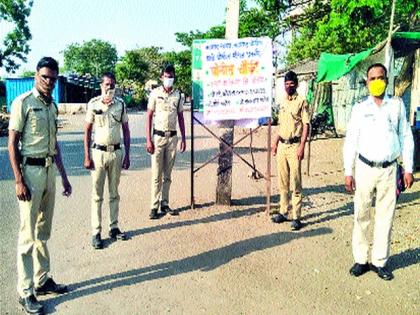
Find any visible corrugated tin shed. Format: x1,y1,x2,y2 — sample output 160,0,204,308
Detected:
6,77,62,112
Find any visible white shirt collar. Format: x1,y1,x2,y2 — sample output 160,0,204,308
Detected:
32,87,41,98
366,95,391,107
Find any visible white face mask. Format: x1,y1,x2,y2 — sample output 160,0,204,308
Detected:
163,78,174,89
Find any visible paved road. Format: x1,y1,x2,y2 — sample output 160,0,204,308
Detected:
1,112,419,315
0,111,214,314
0,112,151,314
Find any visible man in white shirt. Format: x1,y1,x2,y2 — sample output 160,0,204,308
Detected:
343,63,414,281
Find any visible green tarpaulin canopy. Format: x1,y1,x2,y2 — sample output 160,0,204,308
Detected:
316,32,420,83
314,31,419,127
393,32,420,40
316,48,374,82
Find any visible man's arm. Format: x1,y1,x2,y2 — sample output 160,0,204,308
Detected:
146,109,155,154
54,142,72,197
122,122,130,169
297,123,309,160
272,103,281,156
297,100,310,160
398,99,414,188
8,130,31,201
271,133,280,156
84,122,94,169
178,111,186,152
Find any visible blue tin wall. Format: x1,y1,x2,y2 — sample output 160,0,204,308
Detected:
6,78,61,112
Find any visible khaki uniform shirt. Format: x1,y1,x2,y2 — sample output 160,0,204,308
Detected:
147,86,184,131
9,88,58,157
277,93,310,140
85,96,128,145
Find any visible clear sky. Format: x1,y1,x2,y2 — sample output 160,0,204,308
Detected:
1,0,233,77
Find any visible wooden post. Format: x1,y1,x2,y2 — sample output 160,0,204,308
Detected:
191,100,195,209
410,49,419,126
266,118,272,213
385,0,396,94
216,0,239,205
412,49,420,170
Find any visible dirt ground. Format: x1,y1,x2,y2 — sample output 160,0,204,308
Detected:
0,111,419,315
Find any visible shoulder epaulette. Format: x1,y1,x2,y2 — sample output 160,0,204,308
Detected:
296,95,305,102
91,95,101,102
115,96,124,103
15,90,33,104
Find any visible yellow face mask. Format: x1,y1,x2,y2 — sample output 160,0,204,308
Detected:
368,79,386,96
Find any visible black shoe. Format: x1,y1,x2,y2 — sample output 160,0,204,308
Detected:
92,233,103,249
35,278,67,295
370,264,394,281
150,208,159,219
18,295,43,314
349,263,370,277
271,213,287,224
291,219,303,230
162,205,179,216
109,228,127,240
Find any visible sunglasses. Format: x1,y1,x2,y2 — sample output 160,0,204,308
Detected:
40,74,58,82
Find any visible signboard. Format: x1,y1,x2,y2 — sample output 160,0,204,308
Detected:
192,37,273,121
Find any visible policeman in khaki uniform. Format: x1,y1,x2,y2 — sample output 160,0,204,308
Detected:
8,57,72,315
146,64,186,219
271,71,310,231
84,72,131,250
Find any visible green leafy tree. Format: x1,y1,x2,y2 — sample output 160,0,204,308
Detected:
20,69,35,77
286,0,419,65
115,46,166,106
116,46,166,82
62,39,117,76
116,50,149,83
116,46,196,104
137,46,167,79
175,25,226,48
0,0,34,73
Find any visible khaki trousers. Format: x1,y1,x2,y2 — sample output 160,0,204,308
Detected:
353,159,397,267
17,164,56,298
91,148,123,235
150,135,178,209
276,143,302,220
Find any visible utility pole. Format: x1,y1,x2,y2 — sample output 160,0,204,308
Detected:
385,0,396,94
216,0,239,205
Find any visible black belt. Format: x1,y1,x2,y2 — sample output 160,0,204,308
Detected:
279,136,300,144
358,154,397,168
25,156,54,167
153,130,177,137
93,143,121,152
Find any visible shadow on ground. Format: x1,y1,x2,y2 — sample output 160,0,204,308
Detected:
388,247,420,272
43,227,333,313
126,203,262,239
